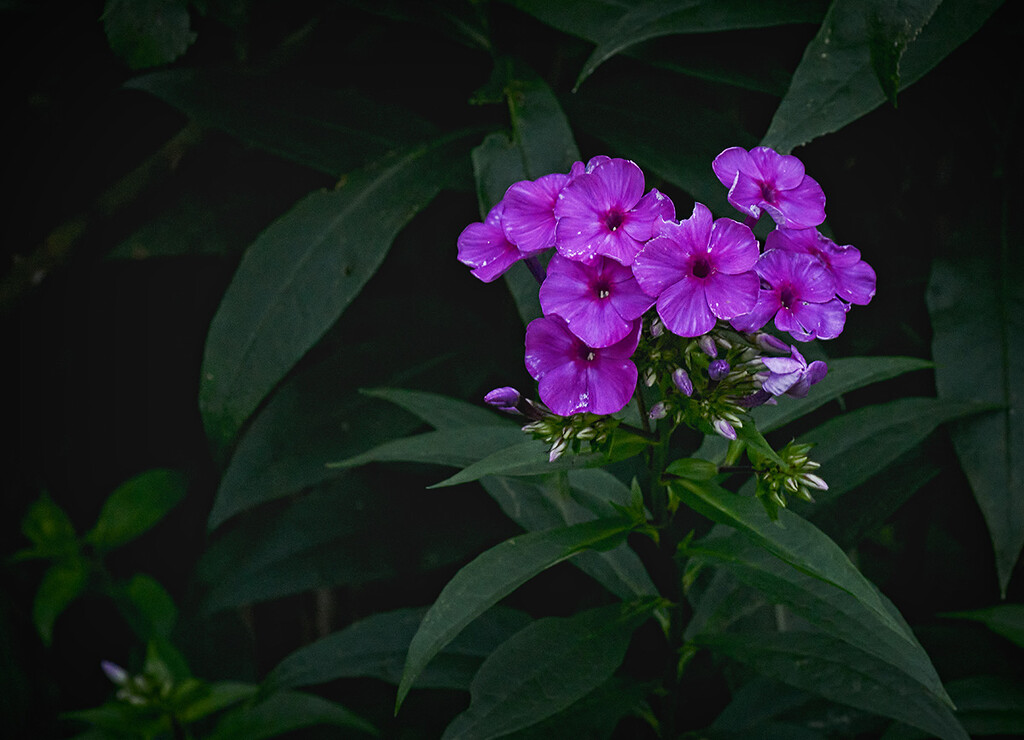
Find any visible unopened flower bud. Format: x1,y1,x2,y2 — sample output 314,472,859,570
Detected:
698,335,718,358
801,473,829,491
649,402,668,420
708,359,731,380
548,438,568,462
485,386,522,413
755,332,791,354
101,661,129,686
650,318,664,337
713,418,737,440
672,368,693,396
644,367,658,387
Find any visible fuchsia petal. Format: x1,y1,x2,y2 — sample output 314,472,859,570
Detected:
456,203,522,283
704,271,759,320
631,234,691,298
501,173,568,253
773,175,826,228
749,147,805,190
623,188,675,242
657,278,715,337
835,259,877,305
708,218,759,273
731,290,780,333
712,147,758,186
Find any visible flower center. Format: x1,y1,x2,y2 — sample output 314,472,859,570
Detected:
779,285,797,309
604,210,624,232
594,280,612,300
692,258,712,279
759,181,778,204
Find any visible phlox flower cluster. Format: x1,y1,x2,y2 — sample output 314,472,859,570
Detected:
457,148,875,432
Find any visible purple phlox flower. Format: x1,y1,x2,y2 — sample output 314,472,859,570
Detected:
708,359,731,381
761,346,828,398
731,249,846,342
501,172,571,254
554,157,675,266
524,315,641,416
539,253,654,348
766,227,876,305
456,201,525,283
632,202,760,337
712,146,826,229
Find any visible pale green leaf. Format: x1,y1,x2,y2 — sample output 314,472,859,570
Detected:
85,469,186,550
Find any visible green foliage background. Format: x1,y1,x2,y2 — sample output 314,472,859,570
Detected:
1,0,1022,737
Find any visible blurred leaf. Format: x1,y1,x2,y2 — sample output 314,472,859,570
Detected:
103,0,195,70
763,0,1004,153
360,387,502,430
428,440,611,487
206,347,457,531
208,690,377,739
126,69,438,176
199,475,507,613
573,0,827,89
18,493,78,559
34,557,89,645
85,469,187,550
120,573,177,641
264,606,531,693
178,681,258,723
442,599,662,738
927,253,1024,595
940,604,1024,649
695,632,968,740
671,478,926,656
342,0,491,50
396,517,638,710
709,676,823,737
198,130,479,455
684,529,950,707
867,0,941,106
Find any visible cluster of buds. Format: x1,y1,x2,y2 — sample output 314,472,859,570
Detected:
101,659,174,708
749,441,828,518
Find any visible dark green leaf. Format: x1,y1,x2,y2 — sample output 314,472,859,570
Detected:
121,573,177,640
34,557,89,645
574,0,827,89
208,690,377,739
428,441,610,488
198,131,479,453
867,1,942,106
328,426,528,471
361,387,505,430
396,517,637,710
505,676,652,739
103,0,195,70
264,606,531,693
684,530,950,706
442,600,661,738
696,632,968,740
506,63,580,178
126,69,438,176
671,478,922,651
928,254,1024,595
342,0,491,51
85,469,186,550
177,681,259,724
763,0,1004,153
940,604,1024,649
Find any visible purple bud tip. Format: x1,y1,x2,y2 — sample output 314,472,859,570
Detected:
672,368,693,396
708,359,731,381
713,418,738,441
756,333,791,354
698,335,718,358
649,402,668,420
101,660,128,685
485,387,521,413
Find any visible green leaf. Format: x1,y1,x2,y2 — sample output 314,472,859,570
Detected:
178,681,259,724
666,458,719,481
574,0,827,89
19,493,78,559
103,0,195,70
361,387,504,430
121,573,177,640
684,530,950,707
505,62,580,178
506,676,652,739
763,0,1004,153
670,478,921,652
928,253,1024,595
442,600,661,738
85,469,186,550
396,517,638,711
264,606,531,693
882,675,1024,739
940,605,1024,649
429,441,611,488
867,0,942,106
125,69,438,177
198,131,479,454
34,557,89,645
328,426,528,471
695,632,968,740
208,690,377,739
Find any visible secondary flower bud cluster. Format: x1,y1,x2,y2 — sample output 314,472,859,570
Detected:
458,147,875,419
